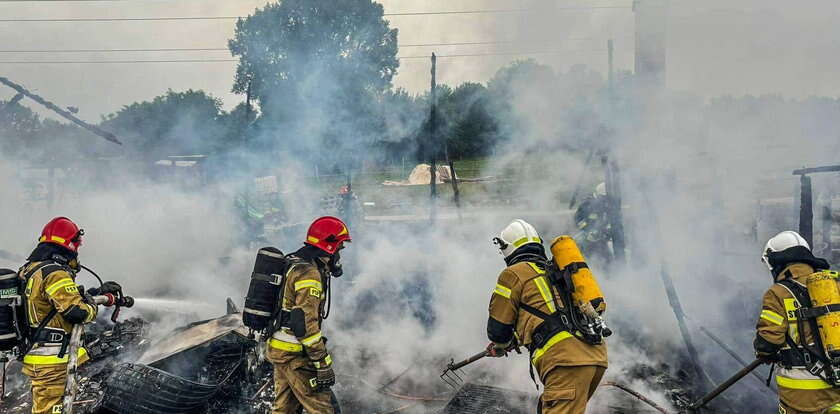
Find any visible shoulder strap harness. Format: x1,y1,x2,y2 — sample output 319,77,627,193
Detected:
776,277,839,386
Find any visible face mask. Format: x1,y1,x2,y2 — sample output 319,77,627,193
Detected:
328,252,343,278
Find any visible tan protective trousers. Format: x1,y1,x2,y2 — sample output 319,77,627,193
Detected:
538,365,606,414
271,356,340,414
780,401,840,414
21,363,67,414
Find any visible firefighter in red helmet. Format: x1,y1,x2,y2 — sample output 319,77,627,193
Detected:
18,217,122,414
267,216,350,413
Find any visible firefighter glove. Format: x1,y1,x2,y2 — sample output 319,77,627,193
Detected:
88,281,122,296
311,355,335,391
314,366,336,391
486,341,510,358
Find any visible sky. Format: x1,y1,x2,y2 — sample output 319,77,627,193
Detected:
0,0,839,121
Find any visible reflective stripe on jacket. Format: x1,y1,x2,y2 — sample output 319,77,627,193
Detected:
487,261,607,382
756,263,840,411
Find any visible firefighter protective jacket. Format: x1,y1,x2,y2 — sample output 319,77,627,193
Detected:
20,260,97,365
268,258,330,364
488,260,607,382
756,262,840,412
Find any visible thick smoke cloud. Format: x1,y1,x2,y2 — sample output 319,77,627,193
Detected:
4,1,840,412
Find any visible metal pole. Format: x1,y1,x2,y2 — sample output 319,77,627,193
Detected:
800,174,814,247
688,359,764,411
429,53,438,224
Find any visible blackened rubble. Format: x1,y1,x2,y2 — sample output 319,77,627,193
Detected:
1,308,704,414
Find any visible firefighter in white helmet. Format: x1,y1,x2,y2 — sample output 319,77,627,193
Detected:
487,219,607,414
755,231,840,414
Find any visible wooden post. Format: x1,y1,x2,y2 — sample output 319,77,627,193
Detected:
429,53,438,224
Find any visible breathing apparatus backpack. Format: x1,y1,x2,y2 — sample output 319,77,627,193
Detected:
519,236,611,349
243,247,289,333
779,270,840,386
0,268,23,352
547,236,611,345
243,247,307,339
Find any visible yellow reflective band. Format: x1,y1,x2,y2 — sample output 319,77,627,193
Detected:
494,284,512,299
268,338,303,352
531,331,573,364
534,277,556,314
302,332,322,346
309,378,318,388
527,262,546,274
338,226,348,236
39,235,67,244
23,347,87,365
307,236,320,244
761,310,785,326
776,376,833,390
827,404,840,413
295,280,322,291
84,304,97,323
45,279,75,296
314,354,333,368
512,237,530,247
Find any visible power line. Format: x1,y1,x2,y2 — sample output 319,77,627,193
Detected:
0,47,229,53
0,39,618,53
0,7,630,22
0,49,611,64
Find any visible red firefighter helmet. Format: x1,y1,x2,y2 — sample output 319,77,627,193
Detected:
305,216,351,254
39,217,84,252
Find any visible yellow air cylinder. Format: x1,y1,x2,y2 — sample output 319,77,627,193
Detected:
806,270,840,357
550,235,606,313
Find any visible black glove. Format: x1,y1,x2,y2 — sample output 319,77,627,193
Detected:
88,281,122,296
312,357,336,391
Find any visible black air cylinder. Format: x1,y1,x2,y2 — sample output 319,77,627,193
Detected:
0,268,20,351
243,247,287,332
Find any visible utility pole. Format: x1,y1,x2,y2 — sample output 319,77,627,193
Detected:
0,77,121,145
608,39,614,93
244,80,252,143
429,53,438,224
605,39,626,264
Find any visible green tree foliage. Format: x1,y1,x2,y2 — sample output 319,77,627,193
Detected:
100,89,234,160
0,99,42,157
228,0,399,158
438,82,497,159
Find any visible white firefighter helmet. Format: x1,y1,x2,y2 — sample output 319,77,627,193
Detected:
494,219,542,258
761,231,810,271
595,182,607,198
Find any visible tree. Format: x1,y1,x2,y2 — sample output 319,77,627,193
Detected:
0,99,42,157
100,89,232,160
439,82,497,159
228,0,399,159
